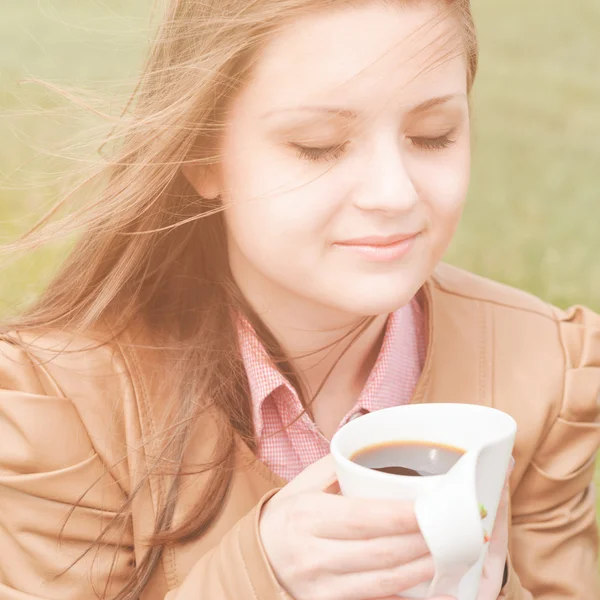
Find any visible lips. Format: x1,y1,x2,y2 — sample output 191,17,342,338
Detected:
336,232,420,247
333,232,421,263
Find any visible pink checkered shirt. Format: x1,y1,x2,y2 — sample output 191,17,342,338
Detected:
238,300,426,481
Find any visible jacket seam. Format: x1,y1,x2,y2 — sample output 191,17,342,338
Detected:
239,530,260,600
479,301,489,406
431,278,561,323
513,316,567,490
109,326,181,589
488,302,496,410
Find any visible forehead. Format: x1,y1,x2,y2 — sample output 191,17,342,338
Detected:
240,2,467,117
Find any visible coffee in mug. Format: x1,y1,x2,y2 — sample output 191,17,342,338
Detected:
351,440,465,477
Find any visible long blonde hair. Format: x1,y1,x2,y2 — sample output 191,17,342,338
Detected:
3,1,478,597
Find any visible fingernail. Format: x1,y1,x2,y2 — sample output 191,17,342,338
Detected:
508,455,515,474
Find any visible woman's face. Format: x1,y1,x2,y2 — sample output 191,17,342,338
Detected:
194,2,471,318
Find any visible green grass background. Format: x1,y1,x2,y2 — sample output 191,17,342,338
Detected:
1,0,599,555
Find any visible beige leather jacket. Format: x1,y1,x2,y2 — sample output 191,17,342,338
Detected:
1,264,599,600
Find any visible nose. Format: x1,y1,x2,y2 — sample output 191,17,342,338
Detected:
352,137,419,214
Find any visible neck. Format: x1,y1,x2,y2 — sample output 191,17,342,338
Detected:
265,308,389,404
234,266,391,421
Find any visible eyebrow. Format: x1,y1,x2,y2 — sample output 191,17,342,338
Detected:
261,94,465,120
409,93,465,115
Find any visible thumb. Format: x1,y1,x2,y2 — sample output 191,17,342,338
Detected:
278,454,339,498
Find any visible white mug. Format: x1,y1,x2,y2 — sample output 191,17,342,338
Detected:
330,403,516,600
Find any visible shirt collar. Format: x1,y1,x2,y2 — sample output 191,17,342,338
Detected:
236,316,290,438
237,299,424,439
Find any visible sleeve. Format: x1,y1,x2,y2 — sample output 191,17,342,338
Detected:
0,337,135,599
0,336,289,600
164,492,290,600
503,306,600,599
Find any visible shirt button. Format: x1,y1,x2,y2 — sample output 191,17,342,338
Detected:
348,408,369,422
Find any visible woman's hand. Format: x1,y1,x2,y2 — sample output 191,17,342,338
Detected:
259,455,454,600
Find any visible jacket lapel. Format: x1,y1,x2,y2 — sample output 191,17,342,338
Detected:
417,271,490,408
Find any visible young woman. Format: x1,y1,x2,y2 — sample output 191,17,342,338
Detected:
1,1,599,599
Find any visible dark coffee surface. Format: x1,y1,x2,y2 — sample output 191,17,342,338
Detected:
351,441,464,477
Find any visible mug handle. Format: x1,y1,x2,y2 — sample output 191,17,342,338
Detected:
414,450,484,597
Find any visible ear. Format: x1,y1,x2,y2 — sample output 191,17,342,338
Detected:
181,161,221,200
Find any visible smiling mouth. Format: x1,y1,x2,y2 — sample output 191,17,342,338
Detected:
333,232,421,262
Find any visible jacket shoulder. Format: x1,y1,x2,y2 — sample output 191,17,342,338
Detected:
0,327,135,487
432,263,558,319
430,263,600,406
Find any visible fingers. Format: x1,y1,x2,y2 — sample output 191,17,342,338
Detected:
325,479,341,495
291,492,420,539
279,454,338,497
278,454,419,540
319,533,430,573
329,554,435,600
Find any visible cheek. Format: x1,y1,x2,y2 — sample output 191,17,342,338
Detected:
418,143,470,233
220,135,351,258
221,129,341,238
222,172,349,275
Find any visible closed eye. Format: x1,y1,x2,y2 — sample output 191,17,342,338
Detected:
409,133,456,150
291,142,349,163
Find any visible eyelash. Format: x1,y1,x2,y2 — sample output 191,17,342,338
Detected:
410,134,456,150
292,134,456,163
293,142,349,163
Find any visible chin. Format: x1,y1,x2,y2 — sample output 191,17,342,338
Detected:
321,260,432,317
329,284,422,317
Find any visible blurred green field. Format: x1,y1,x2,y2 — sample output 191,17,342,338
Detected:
1,0,600,558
